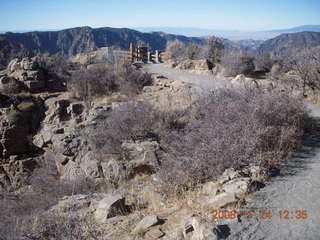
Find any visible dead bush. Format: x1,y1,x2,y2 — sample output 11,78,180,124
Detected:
221,50,255,76
68,61,152,104
166,40,205,61
158,88,309,194
89,100,187,155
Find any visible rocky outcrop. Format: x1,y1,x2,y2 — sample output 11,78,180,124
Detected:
0,97,44,157
0,95,44,191
191,166,267,211
1,57,46,94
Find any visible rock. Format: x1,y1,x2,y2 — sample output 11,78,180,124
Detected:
1,125,31,155
0,76,24,94
80,151,100,178
7,58,20,72
51,193,104,215
174,59,213,74
122,140,160,178
10,69,28,81
133,215,161,234
44,98,71,124
1,157,38,190
1,98,43,156
247,165,268,183
67,102,84,116
197,192,238,210
20,57,37,71
145,228,165,239
202,182,221,196
232,74,246,84
231,74,259,88
218,168,241,184
221,178,250,197
25,80,45,93
94,194,128,224
101,159,126,185
27,70,44,81
182,216,218,240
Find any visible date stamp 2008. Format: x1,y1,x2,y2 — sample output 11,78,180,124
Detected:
210,209,308,220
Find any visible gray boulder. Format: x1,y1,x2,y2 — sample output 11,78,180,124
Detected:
182,216,218,240
94,194,128,224
132,215,161,234
122,140,160,178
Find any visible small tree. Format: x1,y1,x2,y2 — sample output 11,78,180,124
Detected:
221,50,255,76
285,46,320,95
204,36,224,63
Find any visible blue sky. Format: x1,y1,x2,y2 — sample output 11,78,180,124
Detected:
0,0,319,32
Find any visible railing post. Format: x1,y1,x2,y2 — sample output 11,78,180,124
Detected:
155,50,159,63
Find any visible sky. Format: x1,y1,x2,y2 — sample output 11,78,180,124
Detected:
0,0,319,32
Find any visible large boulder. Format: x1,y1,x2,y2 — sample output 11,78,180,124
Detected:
6,57,47,93
94,194,129,224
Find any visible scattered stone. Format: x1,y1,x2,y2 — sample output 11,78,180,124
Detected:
145,228,165,239
182,216,218,240
133,215,161,234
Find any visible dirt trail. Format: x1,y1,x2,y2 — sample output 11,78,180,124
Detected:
226,104,320,240
144,63,230,91
145,64,320,239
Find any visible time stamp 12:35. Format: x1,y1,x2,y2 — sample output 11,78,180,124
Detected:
211,209,308,220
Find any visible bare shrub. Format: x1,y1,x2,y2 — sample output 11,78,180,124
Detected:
221,50,255,76
204,36,224,64
68,61,152,104
89,100,185,154
158,88,309,194
284,46,320,95
166,40,204,61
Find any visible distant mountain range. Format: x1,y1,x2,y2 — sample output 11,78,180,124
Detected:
0,26,205,66
1,25,320,68
135,25,320,40
258,31,320,56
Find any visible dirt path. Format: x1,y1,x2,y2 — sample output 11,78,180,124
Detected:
144,63,230,92
225,104,320,240
145,64,320,239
